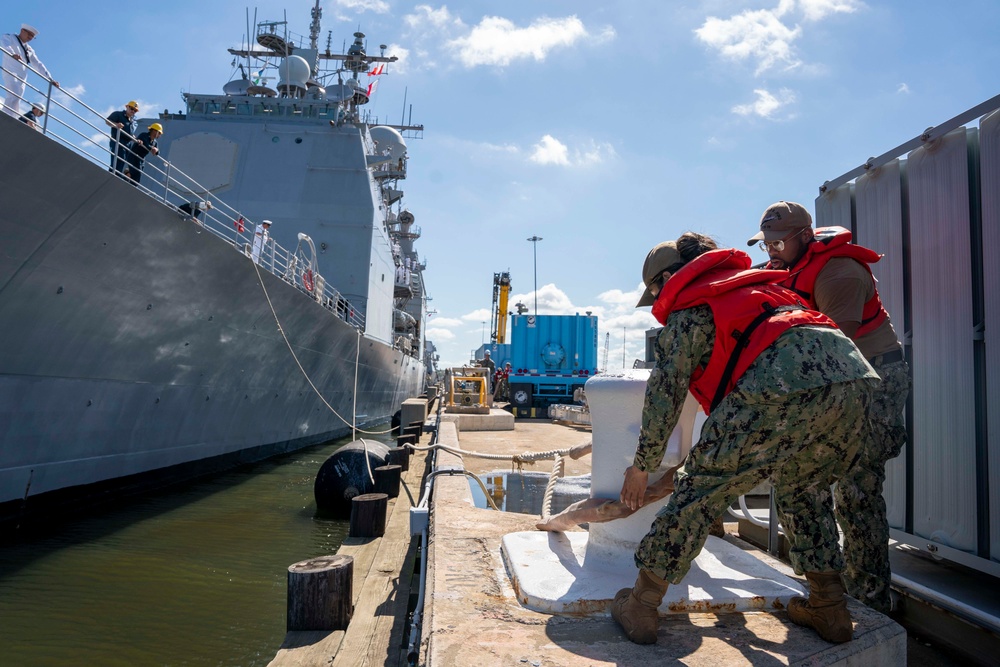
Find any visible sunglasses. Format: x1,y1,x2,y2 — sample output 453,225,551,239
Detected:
758,228,807,252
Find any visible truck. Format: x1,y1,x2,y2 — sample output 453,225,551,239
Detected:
506,313,599,417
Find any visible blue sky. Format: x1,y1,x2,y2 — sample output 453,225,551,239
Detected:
8,1,1000,369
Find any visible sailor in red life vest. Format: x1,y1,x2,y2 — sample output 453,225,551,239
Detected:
611,232,879,646
748,201,911,614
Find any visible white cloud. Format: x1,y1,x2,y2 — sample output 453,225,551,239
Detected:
731,88,797,119
597,286,644,308
449,15,589,68
529,135,569,165
529,134,615,167
385,44,410,74
426,327,456,340
798,0,864,22
694,0,863,76
897,82,910,94
695,7,802,75
405,5,465,32
461,308,493,322
336,0,390,13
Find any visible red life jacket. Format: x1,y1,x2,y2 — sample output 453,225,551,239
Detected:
652,249,836,413
774,227,889,337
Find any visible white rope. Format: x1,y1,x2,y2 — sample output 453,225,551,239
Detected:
359,437,375,485
250,260,399,436
540,454,565,521
404,441,588,467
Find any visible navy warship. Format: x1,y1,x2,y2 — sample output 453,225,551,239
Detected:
0,4,431,524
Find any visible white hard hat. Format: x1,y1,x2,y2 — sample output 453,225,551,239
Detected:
31,102,45,112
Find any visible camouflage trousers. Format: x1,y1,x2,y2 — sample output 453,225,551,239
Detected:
835,358,910,613
635,378,876,584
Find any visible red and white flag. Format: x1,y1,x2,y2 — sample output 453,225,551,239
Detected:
367,64,384,76
367,79,379,97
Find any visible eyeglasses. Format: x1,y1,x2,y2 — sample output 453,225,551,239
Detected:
758,228,807,252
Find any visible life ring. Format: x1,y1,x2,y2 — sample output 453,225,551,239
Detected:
303,269,314,292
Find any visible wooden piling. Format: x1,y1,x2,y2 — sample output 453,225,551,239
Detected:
286,554,354,631
374,465,402,499
349,493,388,538
386,447,409,472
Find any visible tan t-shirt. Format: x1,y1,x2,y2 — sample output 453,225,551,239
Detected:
813,257,901,360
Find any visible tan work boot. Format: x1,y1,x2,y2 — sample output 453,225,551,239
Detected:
610,568,669,644
787,571,853,643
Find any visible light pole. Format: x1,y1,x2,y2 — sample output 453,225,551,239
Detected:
527,235,543,318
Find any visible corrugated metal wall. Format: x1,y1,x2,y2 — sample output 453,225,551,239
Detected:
816,108,1000,571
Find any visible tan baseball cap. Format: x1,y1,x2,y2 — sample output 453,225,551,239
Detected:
636,241,681,307
746,201,813,246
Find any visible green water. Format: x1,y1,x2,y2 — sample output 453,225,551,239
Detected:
0,435,368,666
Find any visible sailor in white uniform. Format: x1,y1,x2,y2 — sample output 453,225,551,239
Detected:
1,24,58,118
251,220,273,265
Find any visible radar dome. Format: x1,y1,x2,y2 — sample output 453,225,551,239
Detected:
223,78,252,96
277,55,310,97
370,126,407,160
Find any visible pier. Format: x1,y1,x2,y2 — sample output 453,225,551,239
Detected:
268,394,925,665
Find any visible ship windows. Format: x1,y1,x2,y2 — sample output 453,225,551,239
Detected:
272,136,280,143
295,138,303,144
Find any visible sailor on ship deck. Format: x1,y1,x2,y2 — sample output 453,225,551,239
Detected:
1,24,58,118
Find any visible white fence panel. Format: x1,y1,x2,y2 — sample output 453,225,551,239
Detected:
816,182,853,231
853,159,908,530
980,109,1000,563
907,127,977,553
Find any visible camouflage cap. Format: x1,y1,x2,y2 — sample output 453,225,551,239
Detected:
636,241,681,307
746,201,813,246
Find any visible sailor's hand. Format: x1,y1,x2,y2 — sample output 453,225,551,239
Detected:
151,147,158,155
620,466,649,511
116,122,123,129
52,81,60,88
12,54,22,62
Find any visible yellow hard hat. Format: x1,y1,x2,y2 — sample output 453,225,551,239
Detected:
126,100,139,110
149,122,163,133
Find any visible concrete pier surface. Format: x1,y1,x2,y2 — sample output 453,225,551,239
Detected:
419,415,906,666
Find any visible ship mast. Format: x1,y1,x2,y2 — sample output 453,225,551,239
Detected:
309,0,322,75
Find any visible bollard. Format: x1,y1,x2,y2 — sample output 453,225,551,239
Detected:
349,493,388,538
386,447,409,472
404,423,422,444
397,433,417,450
286,554,353,631
374,464,402,498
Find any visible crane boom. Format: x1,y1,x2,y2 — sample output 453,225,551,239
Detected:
490,271,512,344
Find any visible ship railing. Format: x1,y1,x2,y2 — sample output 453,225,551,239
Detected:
1,59,368,333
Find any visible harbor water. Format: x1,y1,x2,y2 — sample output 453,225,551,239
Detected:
0,433,383,666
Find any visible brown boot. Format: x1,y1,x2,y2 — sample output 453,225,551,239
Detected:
787,571,853,643
610,569,668,644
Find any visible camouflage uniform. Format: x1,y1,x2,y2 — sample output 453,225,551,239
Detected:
632,305,879,583
834,356,910,612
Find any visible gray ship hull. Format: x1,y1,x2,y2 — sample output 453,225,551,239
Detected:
0,115,422,516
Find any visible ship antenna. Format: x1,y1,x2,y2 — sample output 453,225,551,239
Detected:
400,87,408,126
309,0,322,52
245,7,252,78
